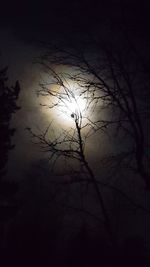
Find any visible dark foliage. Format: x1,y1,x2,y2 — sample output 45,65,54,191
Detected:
0,67,20,177
0,66,20,224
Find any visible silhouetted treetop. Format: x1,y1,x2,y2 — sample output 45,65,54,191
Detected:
0,66,20,225
0,66,20,178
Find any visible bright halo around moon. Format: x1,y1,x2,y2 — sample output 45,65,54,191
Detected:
58,94,85,124
39,72,90,128
49,80,87,128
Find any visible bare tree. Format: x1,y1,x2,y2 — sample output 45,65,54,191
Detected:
28,65,115,242
27,38,150,243
35,36,150,189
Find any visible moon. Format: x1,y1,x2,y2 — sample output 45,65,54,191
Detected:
40,79,87,128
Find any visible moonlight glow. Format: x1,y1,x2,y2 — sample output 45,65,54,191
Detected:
58,93,86,124
41,79,88,128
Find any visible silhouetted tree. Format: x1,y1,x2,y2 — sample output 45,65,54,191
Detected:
28,67,116,242
36,34,150,188
0,66,20,250
0,66,20,178
27,36,150,246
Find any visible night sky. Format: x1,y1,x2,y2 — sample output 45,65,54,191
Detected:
0,1,150,266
